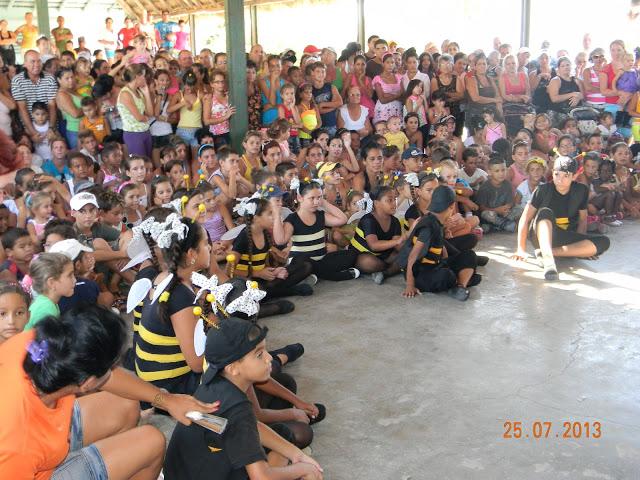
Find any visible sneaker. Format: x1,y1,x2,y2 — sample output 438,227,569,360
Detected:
544,267,559,281
533,249,544,267
270,343,305,365
274,300,295,315
302,273,318,286
467,273,482,287
371,272,385,285
447,285,470,301
348,268,361,279
290,284,314,296
606,219,623,227
476,255,489,267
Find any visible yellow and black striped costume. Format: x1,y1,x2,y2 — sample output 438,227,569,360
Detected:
232,228,269,274
349,212,401,260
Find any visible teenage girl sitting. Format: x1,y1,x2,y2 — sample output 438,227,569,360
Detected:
230,195,315,298
349,186,404,285
273,178,360,281
352,143,384,193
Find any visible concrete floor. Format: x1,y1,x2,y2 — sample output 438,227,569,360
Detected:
152,222,640,479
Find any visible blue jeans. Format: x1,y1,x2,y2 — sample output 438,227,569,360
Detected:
65,130,78,150
51,401,108,480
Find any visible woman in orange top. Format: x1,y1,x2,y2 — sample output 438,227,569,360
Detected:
0,305,218,480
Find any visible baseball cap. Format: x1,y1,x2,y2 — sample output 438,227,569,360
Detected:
429,185,456,213
70,192,99,211
518,46,531,55
49,238,93,261
303,45,321,55
553,156,577,174
317,161,340,178
201,317,268,385
260,183,286,198
401,147,424,161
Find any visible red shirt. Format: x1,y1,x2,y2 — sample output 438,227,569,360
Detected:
118,26,139,48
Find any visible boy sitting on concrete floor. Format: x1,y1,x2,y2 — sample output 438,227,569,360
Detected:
475,153,523,233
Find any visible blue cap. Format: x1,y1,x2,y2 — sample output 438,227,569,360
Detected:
402,147,424,160
260,183,287,198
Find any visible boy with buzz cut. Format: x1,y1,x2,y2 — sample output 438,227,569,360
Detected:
0,228,34,282
475,153,523,233
458,147,487,192
164,317,324,480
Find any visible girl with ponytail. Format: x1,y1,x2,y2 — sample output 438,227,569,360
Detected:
230,196,315,300
134,216,212,395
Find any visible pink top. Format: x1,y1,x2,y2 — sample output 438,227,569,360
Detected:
508,163,527,193
485,123,504,147
131,52,151,65
350,75,375,118
174,31,188,51
209,94,230,135
372,74,403,96
503,72,527,96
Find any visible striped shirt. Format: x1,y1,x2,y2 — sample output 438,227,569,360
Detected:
10,70,58,114
285,211,327,261
233,228,268,273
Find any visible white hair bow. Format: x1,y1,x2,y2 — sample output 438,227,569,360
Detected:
405,172,419,187
226,281,267,317
191,272,234,313
163,198,183,214
289,176,300,193
356,192,373,214
155,214,188,249
233,197,257,217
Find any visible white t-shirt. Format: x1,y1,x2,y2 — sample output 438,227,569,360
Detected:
516,179,540,207
401,71,430,99
100,28,117,50
34,122,52,161
0,100,11,137
457,167,488,191
338,105,369,131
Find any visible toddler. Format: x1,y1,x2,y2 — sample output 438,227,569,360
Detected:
0,228,34,282
79,96,110,144
614,52,638,106
31,102,54,161
596,111,617,140
384,115,409,152
26,191,54,244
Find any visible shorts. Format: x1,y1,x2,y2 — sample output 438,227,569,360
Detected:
51,401,108,480
152,133,173,149
176,127,199,147
529,207,610,256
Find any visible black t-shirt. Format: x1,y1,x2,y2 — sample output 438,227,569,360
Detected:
232,228,270,274
366,59,383,79
396,212,444,269
58,278,100,314
404,203,422,223
474,180,514,209
164,376,266,480
530,181,588,231
350,213,401,259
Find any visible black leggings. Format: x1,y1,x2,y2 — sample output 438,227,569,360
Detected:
531,207,610,256
411,250,477,293
310,249,358,281
260,257,313,299
255,367,314,449
445,233,478,255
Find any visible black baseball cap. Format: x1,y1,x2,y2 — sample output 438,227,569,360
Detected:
401,147,424,160
429,185,456,213
553,156,577,174
201,317,268,385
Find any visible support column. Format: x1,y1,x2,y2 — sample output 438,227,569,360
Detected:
520,0,531,47
356,0,365,49
189,14,196,53
225,0,248,151
250,5,258,47
35,0,51,38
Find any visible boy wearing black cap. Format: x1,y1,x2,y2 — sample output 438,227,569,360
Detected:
398,185,480,301
513,156,610,281
164,317,323,480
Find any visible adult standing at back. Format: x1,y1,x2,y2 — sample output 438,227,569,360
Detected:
366,38,388,79
15,12,38,53
97,17,117,63
401,48,430,106
258,55,284,126
10,50,58,143
310,61,342,136
117,64,153,157
51,16,72,55
155,10,177,50
599,40,627,116
582,48,607,109
118,17,139,49
0,20,17,66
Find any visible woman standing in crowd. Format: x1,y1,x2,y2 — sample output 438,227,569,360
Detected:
582,48,608,109
547,57,584,117
342,54,375,119
465,53,502,131
431,54,465,136
56,68,83,149
372,53,403,124
117,64,153,157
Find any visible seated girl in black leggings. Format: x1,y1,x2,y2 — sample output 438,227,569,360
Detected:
230,195,315,298
399,185,480,302
349,186,403,285
273,178,360,281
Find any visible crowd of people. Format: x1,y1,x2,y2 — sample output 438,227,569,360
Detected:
0,9,638,478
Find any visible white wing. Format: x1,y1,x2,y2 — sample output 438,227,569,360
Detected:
220,224,247,241
280,206,293,220
347,210,368,225
121,251,152,272
151,273,174,304
193,318,207,356
126,278,153,313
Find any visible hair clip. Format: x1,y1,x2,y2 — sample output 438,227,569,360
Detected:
27,339,48,364
117,180,134,194
289,176,301,193
405,172,419,187
193,203,206,223
191,272,233,308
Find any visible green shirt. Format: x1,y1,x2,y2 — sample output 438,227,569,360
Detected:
52,27,71,54
25,294,60,330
